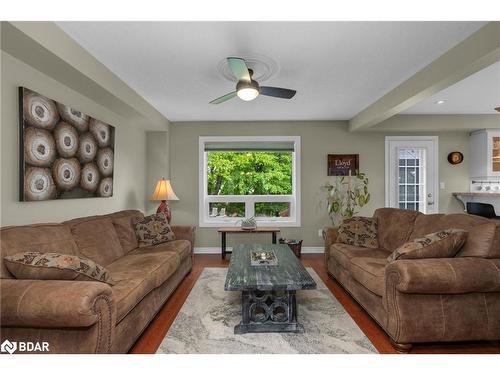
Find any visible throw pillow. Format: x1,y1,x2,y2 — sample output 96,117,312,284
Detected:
387,228,467,262
135,213,175,247
3,251,115,285
336,217,379,249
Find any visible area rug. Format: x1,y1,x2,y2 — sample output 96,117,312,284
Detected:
157,267,377,354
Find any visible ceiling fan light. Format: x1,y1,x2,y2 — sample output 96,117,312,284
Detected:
237,87,259,101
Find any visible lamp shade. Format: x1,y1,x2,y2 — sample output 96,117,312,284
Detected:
150,179,179,201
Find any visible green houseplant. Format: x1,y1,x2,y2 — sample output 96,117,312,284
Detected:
323,172,370,226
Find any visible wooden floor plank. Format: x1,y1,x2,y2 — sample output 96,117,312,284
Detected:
129,254,500,354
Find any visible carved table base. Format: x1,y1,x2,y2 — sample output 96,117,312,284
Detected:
234,290,304,334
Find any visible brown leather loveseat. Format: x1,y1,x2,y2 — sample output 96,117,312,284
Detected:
0,209,195,353
324,208,500,351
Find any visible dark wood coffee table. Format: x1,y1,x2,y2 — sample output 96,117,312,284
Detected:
224,243,317,334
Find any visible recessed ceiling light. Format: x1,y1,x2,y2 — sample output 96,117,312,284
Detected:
435,100,446,105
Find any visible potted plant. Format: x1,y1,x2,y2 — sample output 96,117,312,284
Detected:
323,172,370,226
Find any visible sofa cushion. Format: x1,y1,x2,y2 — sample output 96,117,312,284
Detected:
436,213,491,230
3,251,114,285
110,277,154,324
0,224,79,279
492,223,500,258
374,208,421,251
456,222,497,258
67,217,125,266
387,229,467,262
107,251,180,322
112,215,144,254
409,214,445,239
130,240,192,262
337,217,379,249
410,213,496,258
329,243,390,271
135,213,175,247
350,257,387,297
107,251,180,287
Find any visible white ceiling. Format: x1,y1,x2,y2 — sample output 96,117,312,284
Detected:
57,21,486,122
404,60,500,114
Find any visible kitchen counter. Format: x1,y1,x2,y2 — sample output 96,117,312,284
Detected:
452,192,500,196
452,192,500,213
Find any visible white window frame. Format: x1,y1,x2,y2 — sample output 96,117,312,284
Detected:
199,136,301,227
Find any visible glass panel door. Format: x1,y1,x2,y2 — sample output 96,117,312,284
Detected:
397,148,425,212
385,137,438,214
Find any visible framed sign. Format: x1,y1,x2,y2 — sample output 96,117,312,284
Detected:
327,154,359,176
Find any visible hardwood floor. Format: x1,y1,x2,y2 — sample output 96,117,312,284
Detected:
130,254,500,354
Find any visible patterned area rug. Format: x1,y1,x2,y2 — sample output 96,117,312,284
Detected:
157,267,377,354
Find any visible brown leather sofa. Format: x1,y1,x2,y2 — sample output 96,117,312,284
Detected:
0,209,195,354
324,208,500,352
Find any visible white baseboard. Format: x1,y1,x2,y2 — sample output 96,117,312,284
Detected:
301,247,324,254
193,246,324,254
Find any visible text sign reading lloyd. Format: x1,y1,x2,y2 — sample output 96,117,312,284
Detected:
327,154,359,176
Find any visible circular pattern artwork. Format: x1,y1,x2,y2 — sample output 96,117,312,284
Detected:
98,177,113,197
54,122,79,158
22,89,60,130
80,163,100,192
57,103,89,132
89,119,112,147
24,127,57,167
20,88,115,201
24,167,57,201
78,132,98,163
52,158,81,191
96,147,114,177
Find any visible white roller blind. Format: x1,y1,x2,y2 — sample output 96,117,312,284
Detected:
204,141,295,152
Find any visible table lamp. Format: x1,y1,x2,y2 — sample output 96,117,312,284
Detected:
150,178,179,223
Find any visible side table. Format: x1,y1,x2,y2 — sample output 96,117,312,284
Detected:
217,227,281,259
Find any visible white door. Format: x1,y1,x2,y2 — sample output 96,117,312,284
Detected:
385,136,439,214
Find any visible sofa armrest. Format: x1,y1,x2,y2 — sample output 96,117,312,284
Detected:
1,279,115,328
171,225,195,247
323,227,338,264
386,258,500,294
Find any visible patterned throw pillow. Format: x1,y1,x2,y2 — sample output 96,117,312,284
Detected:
337,217,379,249
387,228,467,262
3,251,114,285
135,213,175,247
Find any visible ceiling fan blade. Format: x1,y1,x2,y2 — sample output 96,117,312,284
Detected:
209,91,237,104
227,57,251,82
260,86,297,99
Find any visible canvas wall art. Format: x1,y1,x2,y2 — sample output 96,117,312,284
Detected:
19,87,115,201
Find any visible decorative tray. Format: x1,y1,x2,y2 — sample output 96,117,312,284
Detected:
250,250,278,266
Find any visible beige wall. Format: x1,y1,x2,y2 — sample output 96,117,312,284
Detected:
170,121,470,248
145,131,171,215
0,51,149,225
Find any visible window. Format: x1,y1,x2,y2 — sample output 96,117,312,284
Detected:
199,136,300,227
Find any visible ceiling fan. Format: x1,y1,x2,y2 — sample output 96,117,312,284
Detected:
210,57,296,104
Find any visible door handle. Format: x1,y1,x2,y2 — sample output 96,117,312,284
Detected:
427,193,434,205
